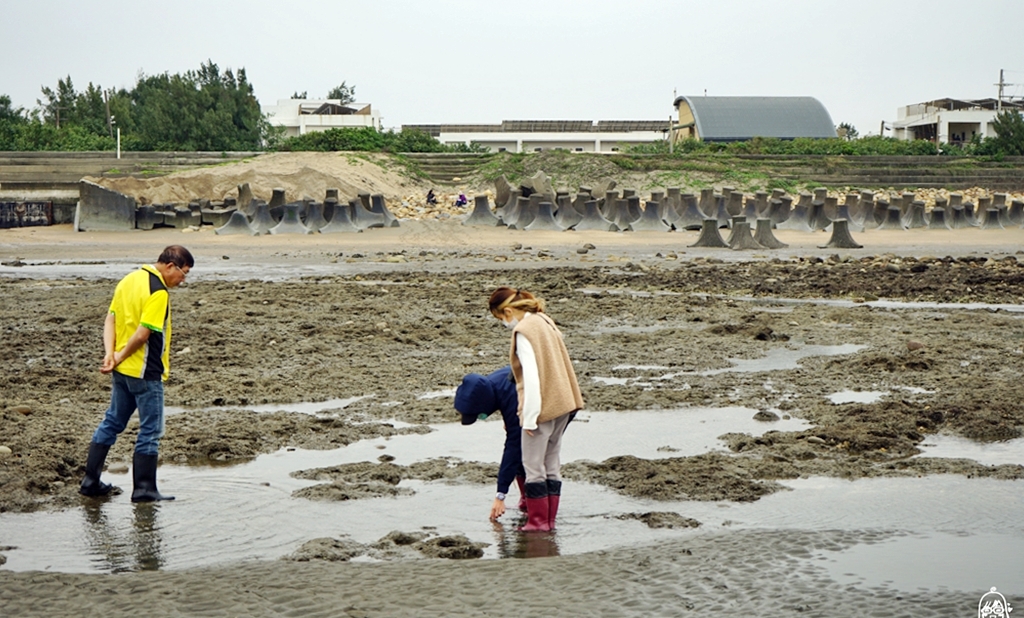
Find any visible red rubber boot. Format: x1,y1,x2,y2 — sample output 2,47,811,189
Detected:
515,475,527,512
519,482,550,532
546,479,561,530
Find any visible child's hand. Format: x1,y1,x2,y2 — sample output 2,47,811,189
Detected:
490,497,506,520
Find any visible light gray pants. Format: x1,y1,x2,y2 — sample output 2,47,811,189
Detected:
522,413,572,484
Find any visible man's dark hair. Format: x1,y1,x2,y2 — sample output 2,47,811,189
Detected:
158,245,195,269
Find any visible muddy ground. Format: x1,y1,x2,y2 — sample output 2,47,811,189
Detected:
2,248,1024,514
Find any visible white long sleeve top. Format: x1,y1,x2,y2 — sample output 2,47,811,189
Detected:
514,315,542,430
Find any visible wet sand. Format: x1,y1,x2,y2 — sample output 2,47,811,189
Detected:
1,222,1023,616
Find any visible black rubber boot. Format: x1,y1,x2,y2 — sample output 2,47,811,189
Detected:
546,479,562,530
80,442,117,497
131,452,175,503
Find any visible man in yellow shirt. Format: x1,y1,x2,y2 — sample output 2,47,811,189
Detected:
79,245,193,502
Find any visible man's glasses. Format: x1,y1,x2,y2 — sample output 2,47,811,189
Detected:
172,263,187,279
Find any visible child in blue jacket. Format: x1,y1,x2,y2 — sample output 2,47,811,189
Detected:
455,366,526,520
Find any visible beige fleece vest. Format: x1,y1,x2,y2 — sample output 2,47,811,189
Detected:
509,312,584,424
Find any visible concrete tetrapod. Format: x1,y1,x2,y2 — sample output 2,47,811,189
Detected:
626,196,643,223
725,216,745,244
997,204,1012,227
525,202,563,231
371,195,400,228
753,218,788,249
502,196,527,228
609,199,633,232
510,196,538,230
976,197,992,225
601,191,619,219
980,208,1004,230
742,197,758,220
351,199,386,230
305,201,329,231
770,196,793,226
714,194,731,228
728,220,764,251
698,188,716,218
573,200,616,231
819,219,863,249
830,205,864,233
905,201,928,229
964,202,979,226
843,194,862,225
726,191,744,217
463,195,503,227
496,189,521,221
269,204,313,235
754,191,769,218
237,183,256,216
949,206,971,229
630,201,671,232
268,188,287,222
674,194,705,231
689,218,729,248
1009,200,1024,226
250,201,275,235
777,193,813,232
320,203,362,234
876,206,905,230
554,195,582,229
215,210,258,235
928,206,951,230
872,200,889,226
809,200,831,231
135,205,160,231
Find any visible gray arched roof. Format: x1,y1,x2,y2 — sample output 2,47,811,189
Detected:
674,96,836,141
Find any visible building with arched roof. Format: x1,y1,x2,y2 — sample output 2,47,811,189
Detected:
672,96,836,142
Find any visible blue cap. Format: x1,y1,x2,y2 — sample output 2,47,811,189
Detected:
454,373,496,425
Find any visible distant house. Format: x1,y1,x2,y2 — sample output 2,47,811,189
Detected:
671,96,836,142
263,99,381,138
892,98,1024,144
401,120,670,153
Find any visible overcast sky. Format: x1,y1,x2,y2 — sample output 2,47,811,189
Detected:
4,0,1022,136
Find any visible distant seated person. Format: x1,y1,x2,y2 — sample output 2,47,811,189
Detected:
426,189,437,205
455,366,527,521
454,192,468,207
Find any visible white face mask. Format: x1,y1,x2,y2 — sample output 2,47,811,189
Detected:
503,317,519,330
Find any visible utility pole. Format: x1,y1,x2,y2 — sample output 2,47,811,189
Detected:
994,69,1013,112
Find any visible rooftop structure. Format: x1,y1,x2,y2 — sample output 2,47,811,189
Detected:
402,120,670,153
672,96,837,142
263,99,381,138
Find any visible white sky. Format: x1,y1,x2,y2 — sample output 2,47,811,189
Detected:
3,0,1023,136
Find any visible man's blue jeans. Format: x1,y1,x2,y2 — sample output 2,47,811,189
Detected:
92,372,165,456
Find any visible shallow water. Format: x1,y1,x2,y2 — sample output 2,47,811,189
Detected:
2,403,1023,581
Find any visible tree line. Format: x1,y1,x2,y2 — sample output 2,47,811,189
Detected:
2,60,1023,156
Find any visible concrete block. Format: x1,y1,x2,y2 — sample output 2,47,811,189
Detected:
77,180,136,231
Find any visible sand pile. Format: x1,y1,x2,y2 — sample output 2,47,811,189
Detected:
88,152,431,207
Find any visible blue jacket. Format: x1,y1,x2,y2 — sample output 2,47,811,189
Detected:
454,366,524,495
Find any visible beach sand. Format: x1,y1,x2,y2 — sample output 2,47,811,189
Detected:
1,221,1022,617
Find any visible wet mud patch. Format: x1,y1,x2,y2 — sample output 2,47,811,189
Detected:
564,453,787,502
286,531,486,562
617,512,702,529
291,457,499,500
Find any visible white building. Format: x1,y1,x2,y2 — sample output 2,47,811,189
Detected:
263,99,381,137
892,98,1023,144
401,120,670,153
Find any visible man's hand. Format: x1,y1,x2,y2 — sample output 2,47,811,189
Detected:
489,497,506,520
100,351,116,374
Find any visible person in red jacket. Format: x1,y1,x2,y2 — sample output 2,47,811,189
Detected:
488,287,584,532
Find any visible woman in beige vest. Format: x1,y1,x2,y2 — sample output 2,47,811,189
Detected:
488,287,584,531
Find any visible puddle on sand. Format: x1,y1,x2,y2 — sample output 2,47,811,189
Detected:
165,395,372,416
818,532,1024,595
0,407,806,573
724,294,1024,314
917,434,1024,466
593,344,867,386
828,390,888,404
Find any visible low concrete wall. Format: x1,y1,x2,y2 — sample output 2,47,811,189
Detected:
76,180,136,231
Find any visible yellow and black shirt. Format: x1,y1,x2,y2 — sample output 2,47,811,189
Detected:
109,264,172,381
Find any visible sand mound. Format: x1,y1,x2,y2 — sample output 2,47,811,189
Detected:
87,152,431,206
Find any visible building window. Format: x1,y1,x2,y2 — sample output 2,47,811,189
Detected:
534,148,543,152
575,147,583,152
611,147,619,152
498,147,507,152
